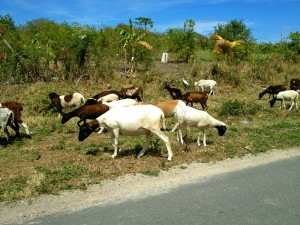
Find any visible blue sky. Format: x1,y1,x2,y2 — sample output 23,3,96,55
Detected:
1,0,299,43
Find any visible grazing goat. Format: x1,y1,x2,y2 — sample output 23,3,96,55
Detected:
258,84,286,99
269,90,299,110
98,94,119,103
103,99,137,109
61,103,109,126
164,84,182,100
0,101,32,137
0,107,16,140
119,87,143,101
194,79,217,95
181,91,208,110
49,92,85,113
172,106,227,146
290,79,300,91
78,105,173,160
86,90,120,105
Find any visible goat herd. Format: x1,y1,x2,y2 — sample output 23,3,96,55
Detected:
1,78,299,161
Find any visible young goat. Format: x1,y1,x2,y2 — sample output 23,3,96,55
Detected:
98,93,119,103
164,84,182,100
119,87,144,101
172,106,227,146
181,91,208,110
0,101,32,137
0,107,16,140
258,84,286,99
78,105,173,160
49,92,85,113
61,103,109,126
269,90,299,110
194,79,217,95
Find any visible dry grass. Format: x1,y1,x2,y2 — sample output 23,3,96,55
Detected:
1,59,300,201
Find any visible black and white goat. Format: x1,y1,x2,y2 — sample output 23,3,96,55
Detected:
269,90,299,110
0,107,15,140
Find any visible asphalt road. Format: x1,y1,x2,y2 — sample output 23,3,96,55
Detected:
10,155,300,225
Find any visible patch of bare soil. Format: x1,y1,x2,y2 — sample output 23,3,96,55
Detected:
1,148,299,224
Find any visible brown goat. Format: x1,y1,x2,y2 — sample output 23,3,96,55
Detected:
181,91,208,110
258,84,286,99
61,103,109,126
0,101,32,137
119,86,144,101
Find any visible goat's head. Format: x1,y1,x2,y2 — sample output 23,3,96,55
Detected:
78,120,99,141
216,125,227,136
49,92,58,100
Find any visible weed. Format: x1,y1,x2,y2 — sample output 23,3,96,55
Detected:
140,169,160,177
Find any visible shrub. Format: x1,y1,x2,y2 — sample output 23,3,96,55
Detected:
219,99,262,117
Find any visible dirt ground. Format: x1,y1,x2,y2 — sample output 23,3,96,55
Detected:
1,148,299,224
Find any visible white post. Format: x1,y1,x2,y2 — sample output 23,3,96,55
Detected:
161,53,169,63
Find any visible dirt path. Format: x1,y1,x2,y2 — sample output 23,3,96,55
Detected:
1,148,300,224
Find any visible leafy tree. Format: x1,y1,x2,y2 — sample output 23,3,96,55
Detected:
166,19,197,62
134,17,153,30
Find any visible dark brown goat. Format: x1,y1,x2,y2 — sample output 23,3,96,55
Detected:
290,79,300,91
61,103,109,126
181,92,208,110
0,101,32,137
164,84,182,100
258,84,286,99
119,86,143,101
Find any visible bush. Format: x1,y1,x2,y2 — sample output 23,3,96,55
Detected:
219,99,262,117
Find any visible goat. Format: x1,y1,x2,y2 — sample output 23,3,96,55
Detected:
0,101,32,137
119,87,143,102
290,79,300,91
258,85,286,99
78,105,173,160
152,100,187,131
98,94,119,103
172,106,227,146
269,90,299,110
194,79,217,95
0,107,16,140
164,83,182,100
103,99,137,109
49,92,85,113
85,90,120,105
61,103,109,126
181,92,208,110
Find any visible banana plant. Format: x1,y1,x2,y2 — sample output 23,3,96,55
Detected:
211,34,243,55
115,19,153,75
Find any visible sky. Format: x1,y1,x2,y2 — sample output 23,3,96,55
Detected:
1,0,300,43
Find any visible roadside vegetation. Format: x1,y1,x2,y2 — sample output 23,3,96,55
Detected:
0,14,300,202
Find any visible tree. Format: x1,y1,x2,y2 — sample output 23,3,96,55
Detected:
134,17,153,30
166,19,197,62
213,19,255,43
115,18,153,75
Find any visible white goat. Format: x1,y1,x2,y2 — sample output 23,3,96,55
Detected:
269,90,299,110
0,107,15,140
172,106,227,146
194,79,217,95
103,98,137,109
98,93,119,103
78,105,173,161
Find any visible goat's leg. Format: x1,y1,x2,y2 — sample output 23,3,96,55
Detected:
288,101,294,111
203,130,207,146
111,129,120,158
197,130,202,146
137,134,151,159
11,122,20,137
3,127,10,140
151,129,173,161
20,122,32,135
